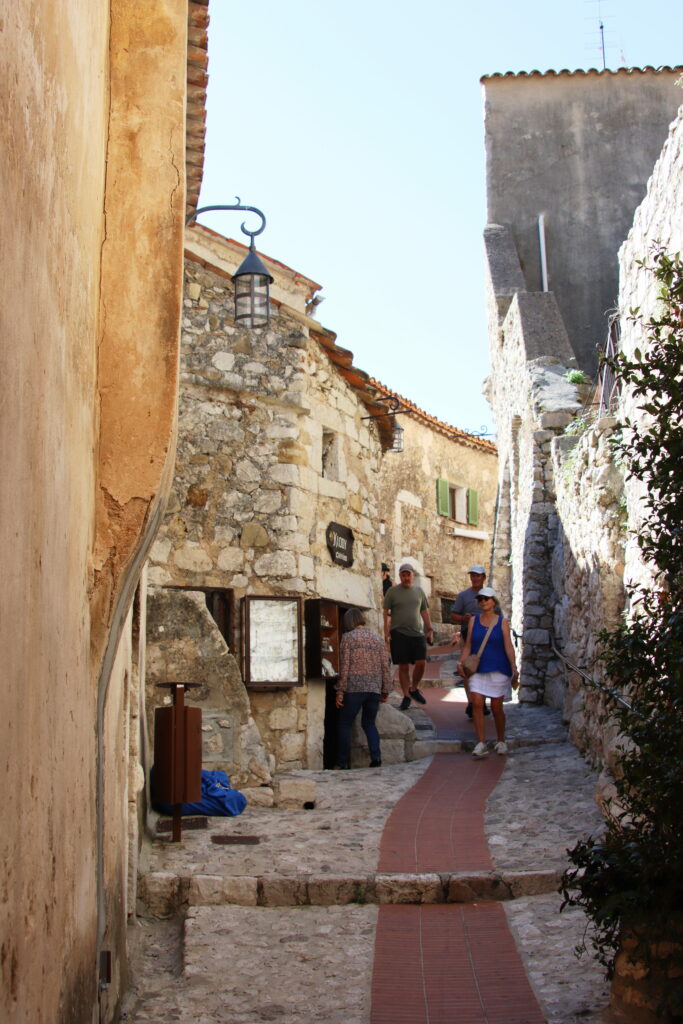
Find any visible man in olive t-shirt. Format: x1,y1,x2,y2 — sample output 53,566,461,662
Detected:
383,564,433,711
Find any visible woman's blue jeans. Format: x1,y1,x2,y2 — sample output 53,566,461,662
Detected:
336,691,381,768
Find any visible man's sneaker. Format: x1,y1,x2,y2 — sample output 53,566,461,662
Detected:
409,688,427,704
399,696,411,711
472,742,489,759
494,741,508,755
369,759,382,767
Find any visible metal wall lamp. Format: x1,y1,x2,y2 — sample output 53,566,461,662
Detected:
362,396,406,453
186,199,274,329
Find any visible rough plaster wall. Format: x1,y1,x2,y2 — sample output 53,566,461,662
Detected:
377,417,498,623
90,0,186,662
484,71,683,374
0,2,187,1023
0,3,107,1020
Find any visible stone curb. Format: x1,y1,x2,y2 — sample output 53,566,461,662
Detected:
139,868,562,917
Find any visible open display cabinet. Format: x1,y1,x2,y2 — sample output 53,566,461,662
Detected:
304,598,352,681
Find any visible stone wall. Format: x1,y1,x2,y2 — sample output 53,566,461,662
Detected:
376,405,498,627
146,589,273,800
485,90,683,767
551,418,625,765
147,235,385,774
483,254,584,704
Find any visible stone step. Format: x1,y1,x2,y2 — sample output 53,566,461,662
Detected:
139,867,563,917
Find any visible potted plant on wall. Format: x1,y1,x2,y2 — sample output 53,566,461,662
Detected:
561,246,683,1022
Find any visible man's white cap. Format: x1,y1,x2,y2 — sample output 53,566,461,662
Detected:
469,565,486,575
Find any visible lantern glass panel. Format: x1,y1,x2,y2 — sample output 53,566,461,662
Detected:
234,274,270,328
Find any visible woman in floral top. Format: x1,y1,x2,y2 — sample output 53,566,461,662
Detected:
335,607,392,769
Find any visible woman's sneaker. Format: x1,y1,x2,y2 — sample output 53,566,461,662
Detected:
494,741,508,755
472,742,488,759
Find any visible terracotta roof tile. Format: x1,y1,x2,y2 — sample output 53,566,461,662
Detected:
186,0,210,220
368,379,497,453
481,65,683,83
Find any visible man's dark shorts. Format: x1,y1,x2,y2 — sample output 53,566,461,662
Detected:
390,631,427,666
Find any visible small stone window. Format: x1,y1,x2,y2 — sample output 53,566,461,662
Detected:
321,429,341,480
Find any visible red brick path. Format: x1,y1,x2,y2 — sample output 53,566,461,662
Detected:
379,754,504,873
371,753,546,1023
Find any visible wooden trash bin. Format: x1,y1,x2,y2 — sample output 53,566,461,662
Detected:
153,682,202,840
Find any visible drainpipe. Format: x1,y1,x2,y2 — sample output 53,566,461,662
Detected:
538,214,549,292
489,482,500,584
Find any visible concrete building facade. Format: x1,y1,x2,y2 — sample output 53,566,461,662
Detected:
484,67,683,375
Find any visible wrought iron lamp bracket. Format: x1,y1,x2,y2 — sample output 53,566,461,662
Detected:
186,198,267,241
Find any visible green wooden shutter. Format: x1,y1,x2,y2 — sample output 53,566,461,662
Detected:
467,488,479,526
436,478,450,516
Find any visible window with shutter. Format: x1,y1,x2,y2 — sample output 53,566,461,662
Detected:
467,488,479,526
436,478,450,516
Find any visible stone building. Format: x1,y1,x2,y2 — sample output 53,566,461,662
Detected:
1,1,207,1022
482,68,683,727
369,381,499,626
146,224,406,787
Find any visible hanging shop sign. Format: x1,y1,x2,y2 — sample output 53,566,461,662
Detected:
326,522,354,568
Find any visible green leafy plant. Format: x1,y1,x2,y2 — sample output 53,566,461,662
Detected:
564,368,590,385
560,246,683,1019
563,412,594,437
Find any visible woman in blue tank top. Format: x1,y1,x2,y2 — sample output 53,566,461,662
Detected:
459,586,519,759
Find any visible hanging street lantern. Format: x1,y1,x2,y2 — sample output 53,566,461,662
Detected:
390,417,405,453
186,199,274,329
232,238,274,329
361,395,407,454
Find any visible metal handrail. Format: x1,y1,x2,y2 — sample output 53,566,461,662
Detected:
551,644,634,712
597,315,622,417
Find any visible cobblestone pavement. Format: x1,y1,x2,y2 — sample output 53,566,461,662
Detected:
122,706,612,1023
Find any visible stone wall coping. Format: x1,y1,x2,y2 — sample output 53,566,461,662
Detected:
140,867,564,914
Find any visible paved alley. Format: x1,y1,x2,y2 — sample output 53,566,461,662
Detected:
122,686,611,1024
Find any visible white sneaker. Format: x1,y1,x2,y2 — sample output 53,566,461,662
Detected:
494,741,508,755
472,742,489,759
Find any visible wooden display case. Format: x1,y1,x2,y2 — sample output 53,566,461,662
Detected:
241,595,303,689
304,598,352,680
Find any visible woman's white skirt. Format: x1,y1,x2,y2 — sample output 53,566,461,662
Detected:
469,670,513,701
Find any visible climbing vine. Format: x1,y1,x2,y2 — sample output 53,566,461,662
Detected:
560,245,683,1018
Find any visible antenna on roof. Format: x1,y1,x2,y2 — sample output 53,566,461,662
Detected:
585,0,610,70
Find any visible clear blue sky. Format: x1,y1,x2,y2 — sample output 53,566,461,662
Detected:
197,0,683,438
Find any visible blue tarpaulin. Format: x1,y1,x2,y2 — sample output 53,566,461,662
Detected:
153,768,247,817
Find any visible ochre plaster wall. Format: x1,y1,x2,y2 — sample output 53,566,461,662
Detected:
0,2,186,1022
